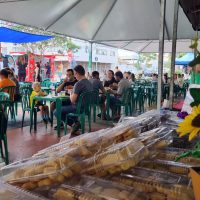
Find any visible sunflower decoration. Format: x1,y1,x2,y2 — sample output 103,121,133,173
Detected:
177,88,200,141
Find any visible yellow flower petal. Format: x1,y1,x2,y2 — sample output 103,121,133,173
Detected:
177,125,194,134
179,132,189,137
192,106,199,115
189,128,200,141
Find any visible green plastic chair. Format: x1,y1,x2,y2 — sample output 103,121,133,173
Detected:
91,90,100,122
115,88,134,117
20,87,34,128
0,92,10,113
63,91,92,135
41,80,52,88
150,82,157,106
0,86,16,121
0,92,9,101
0,110,9,164
132,86,145,114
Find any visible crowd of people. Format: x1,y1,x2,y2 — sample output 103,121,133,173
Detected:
16,56,51,82
0,62,189,137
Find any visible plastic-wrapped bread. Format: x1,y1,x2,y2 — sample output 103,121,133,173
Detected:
156,147,200,165
0,180,47,200
139,159,197,175
52,186,105,200
58,175,148,200
83,139,149,177
110,170,194,200
35,113,163,158
1,146,93,189
34,124,140,158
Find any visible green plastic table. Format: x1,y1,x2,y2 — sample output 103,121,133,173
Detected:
30,95,69,137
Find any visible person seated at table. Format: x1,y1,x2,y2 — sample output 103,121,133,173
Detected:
104,70,118,89
5,68,21,101
174,73,179,85
56,69,77,94
107,71,131,120
127,72,135,84
30,82,50,124
152,73,158,82
90,71,105,92
163,73,170,84
178,73,184,88
124,72,129,79
51,69,77,113
90,71,107,120
54,65,93,136
0,69,16,89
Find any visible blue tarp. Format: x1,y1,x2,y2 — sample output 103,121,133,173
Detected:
175,53,194,65
0,27,53,43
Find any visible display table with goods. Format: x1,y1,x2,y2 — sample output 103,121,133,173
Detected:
1,110,200,200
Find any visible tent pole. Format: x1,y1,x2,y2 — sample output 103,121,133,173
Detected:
157,0,166,110
88,42,93,72
169,0,179,109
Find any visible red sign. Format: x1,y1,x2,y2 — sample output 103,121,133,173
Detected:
26,54,35,82
50,58,55,80
67,49,73,63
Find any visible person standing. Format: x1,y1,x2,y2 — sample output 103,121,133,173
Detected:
17,56,27,82
35,62,41,82
46,62,51,78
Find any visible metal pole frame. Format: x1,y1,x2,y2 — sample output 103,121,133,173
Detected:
169,0,179,109
88,42,93,72
157,0,166,110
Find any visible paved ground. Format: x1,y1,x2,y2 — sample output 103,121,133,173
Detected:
7,110,113,162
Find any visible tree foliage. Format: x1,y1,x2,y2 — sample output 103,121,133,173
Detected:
12,25,80,56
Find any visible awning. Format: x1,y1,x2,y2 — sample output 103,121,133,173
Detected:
175,53,194,65
0,0,195,43
0,27,53,43
100,40,194,53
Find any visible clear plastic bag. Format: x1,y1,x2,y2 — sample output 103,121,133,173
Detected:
125,167,190,185
156,147,200,164
82,138,149,177
34,129,110,157
50,185,105,200
1,147,91,189
58,175,149,200
110,169,194,200
0,180,47,200
139,159,197,175
34,125,141,158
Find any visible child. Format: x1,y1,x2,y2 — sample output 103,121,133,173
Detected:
30,82,50,124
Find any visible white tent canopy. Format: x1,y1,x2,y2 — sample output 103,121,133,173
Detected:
101,40,193,53
0,0,196,46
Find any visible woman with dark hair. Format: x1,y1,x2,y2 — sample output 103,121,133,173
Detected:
35,62,41,82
